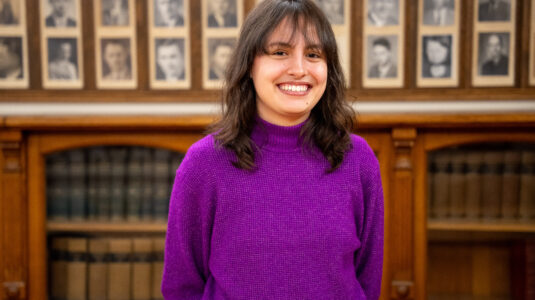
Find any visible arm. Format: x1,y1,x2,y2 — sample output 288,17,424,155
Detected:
161,149,216,299
355,145,384,300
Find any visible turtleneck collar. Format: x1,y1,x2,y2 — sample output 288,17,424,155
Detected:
251,114,309,152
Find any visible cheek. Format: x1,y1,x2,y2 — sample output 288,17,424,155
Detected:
311,63,328,86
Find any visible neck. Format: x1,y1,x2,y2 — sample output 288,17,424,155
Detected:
250,114,309,152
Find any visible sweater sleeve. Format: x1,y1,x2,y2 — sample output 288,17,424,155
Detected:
161,145,216,299
354,142,384,300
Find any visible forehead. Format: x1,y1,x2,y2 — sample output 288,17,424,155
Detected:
265,17,321,46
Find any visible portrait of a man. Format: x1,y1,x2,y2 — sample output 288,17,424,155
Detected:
45,0,76,27
479,33,509,76
422,35,452,78
208,38,235,80
0,0,19,25
368,36,397,78
154,0,184,27
423,0,454,26
101,38,131,80
478,0,510,22
315,0,344,25
367,0,398,27
0,37,23,79
101,0,129,26
48,38,78,80
155,38,185,81
207,0,237,28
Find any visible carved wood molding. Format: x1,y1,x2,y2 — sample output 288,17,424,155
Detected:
392,128,417,171
0,131,23,174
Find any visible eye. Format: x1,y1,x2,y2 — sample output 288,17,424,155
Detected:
307,52,323,59
272,50,287,56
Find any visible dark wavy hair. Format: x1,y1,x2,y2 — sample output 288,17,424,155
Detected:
209,0,355,172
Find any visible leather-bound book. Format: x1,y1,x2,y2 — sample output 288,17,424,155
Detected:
153,149,171,221
501,150,521,220
151,237,166,300
107,238,132,300
88,238,108,300
127,147,144,222
65,238,88,300
87,148,100,221
481,151,503,220
464,151,483,220
431,151,450,219
47,153,70,221
110,147,128,221
131,238,152,300
511,240,535,300
69,149,86,221
50,237,68,300
141,148,154,221
96,147,111,221
519,151,535,221
449,150,466,219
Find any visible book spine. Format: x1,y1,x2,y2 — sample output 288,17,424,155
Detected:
431,151,450,219
69,150,86,221
501,150,521,220
464,151,483,220
127,148,144,222
65,238,88,300
141,148,154,221
481,151,503,220
107,238,132,300
448,150,466,219
50,237,68,300
151,238,165,300
131,238,152,300
519,151,535,221
153,150,171,222
110,148,128,222
97,147,111,221
47,153,70,221
87,148,100,221
88,238,108,300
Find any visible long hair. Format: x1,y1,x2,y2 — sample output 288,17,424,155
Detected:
209,0,355,172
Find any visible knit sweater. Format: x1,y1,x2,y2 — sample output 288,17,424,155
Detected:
161,115,384,300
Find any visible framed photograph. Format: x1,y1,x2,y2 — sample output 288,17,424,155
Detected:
100,0,129,26
422,0,455,26
477,0,511,22
150,38,191,89
314,0,345,25
363,35,403,87
367,0,399,27
153,0,185,27
0,36,28,88
203,37,235,89
477,32,509,76
206,0,238,28
43,0,78,28
0,0,21,26
42,37,83,88
530,2,535,86
96,37,137,88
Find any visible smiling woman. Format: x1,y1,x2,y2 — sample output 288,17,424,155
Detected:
161,0,384,299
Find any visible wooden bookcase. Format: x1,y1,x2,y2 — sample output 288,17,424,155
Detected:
1,114,535,300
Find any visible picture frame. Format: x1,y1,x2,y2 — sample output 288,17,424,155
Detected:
148,0,191,89
0,0,28,88
0,0,22,26
42,0,78,28
99,0,130,27
203,37,236,89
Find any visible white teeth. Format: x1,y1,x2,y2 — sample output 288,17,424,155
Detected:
280,84,308,92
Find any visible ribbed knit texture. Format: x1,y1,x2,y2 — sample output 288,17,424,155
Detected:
162,115,384,300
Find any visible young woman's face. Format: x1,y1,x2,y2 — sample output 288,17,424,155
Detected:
250,19,328,126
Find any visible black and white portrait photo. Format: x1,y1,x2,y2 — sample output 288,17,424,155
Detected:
207,0,237,28
45,0,76,27
155,38,185,81
423,0,455,26
208,38,235,80
422,35,452,78
0,0,20,25
101,38,131,80
101,0,129,26
367,0,399,27
0,37,23,79
154,0,184,27
47,38,78,80
478,32,509,76
478,0,511,22
315,0,344,25
367,35,398,78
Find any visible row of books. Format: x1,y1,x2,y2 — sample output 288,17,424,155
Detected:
428,148,535,221
46,146,184,222
49,236,165,300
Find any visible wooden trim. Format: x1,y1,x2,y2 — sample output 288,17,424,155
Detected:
47,221,168,233
428,221,535,233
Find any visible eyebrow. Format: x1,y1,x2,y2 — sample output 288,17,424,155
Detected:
266,41,323,51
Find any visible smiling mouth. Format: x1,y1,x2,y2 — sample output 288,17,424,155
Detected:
277,83,311,95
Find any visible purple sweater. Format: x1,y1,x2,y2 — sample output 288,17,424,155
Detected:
162,116,384,299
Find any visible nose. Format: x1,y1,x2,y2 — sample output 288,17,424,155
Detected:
287,54,306,78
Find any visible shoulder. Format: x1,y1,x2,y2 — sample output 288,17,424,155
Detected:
345,134,381,180
178,134,232,177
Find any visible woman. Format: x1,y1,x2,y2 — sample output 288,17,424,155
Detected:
161,0,384,299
